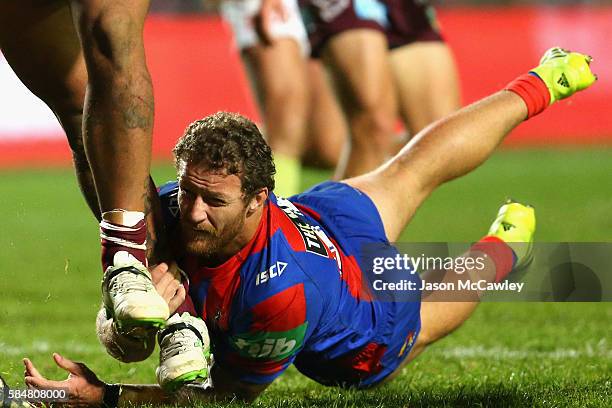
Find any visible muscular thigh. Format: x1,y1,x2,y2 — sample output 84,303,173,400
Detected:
242,38,307,108
323,29,395,116
390,41,460,134
302,59,347,169
0,0,85,114
341,46,456,241
343,147,430,242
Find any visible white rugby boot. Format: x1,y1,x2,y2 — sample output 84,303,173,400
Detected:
102,251,169,329
156,312,211,391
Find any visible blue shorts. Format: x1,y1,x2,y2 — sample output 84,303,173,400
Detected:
292,181,422,387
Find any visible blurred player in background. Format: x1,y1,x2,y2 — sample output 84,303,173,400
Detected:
218,0,347,196
0,1,170,331
292,0,461,178
301,59,347,171
19,48,596,404
219,0,309,197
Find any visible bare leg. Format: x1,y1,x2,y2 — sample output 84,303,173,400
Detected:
69,0,169,326
390,41,461,136
381,251,499,383
0,1,169,260
344,91,527,382
345,91,527,241
323,29,398,178
301,59,347,171
0,0,99,218
242,38,308,196
70,0,152,215
1,0,168,330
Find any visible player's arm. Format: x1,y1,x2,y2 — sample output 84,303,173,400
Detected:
96,262,186,362
104,363,269,405
23,354,268,406
119,363,270,404
206,362,271,402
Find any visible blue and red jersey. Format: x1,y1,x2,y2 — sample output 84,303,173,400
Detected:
159,181,421,387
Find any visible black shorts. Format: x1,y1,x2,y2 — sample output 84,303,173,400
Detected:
301,0,443,57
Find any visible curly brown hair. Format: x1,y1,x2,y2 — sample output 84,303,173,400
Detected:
173,112,276,199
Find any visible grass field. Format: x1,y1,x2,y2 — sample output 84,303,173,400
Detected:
0,149,611,407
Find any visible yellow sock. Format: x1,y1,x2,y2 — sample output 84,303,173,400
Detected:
274,153,301,197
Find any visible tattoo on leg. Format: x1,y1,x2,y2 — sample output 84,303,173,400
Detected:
121,73,154,131
123,93,154,130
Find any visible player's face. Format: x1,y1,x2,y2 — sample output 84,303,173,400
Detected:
177,160,249,258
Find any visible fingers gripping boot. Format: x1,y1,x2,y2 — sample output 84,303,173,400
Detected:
102,251,169,329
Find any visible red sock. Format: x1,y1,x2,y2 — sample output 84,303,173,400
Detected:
100,219,147,270
505,73,551,120
471,236,516,282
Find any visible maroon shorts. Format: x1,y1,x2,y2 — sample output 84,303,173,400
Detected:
301,0,443,57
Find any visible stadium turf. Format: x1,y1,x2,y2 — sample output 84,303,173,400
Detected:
0,149,610,407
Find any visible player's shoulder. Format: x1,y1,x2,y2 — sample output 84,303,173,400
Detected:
158,180,179,197
235,194,325,317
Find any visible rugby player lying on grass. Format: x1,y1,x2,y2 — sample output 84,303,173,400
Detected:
17,48,595,406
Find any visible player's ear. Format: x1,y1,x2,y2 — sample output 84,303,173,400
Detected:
247,188,268,214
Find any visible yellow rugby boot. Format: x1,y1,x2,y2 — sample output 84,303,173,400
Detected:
488,199,536,270
530,47,597,104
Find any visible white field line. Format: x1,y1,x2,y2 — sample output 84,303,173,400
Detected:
431,344,611,360
0,341,103,356
1,342,610,360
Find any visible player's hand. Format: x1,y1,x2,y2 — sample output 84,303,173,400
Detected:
151,262,186,315
23,354,105,407
254,0,288,45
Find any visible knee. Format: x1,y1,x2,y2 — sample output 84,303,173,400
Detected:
414,328,438,350
264,80,308,119
76,3,145,70
347,88,396,139
263,88,309,140
350,108,396,151
414,318,458,352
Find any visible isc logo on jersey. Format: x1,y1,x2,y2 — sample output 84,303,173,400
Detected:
255,261,288,286
230,323,307,360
